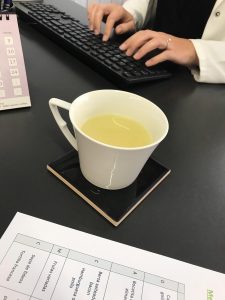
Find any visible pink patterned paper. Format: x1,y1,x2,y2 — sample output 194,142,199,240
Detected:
0,14,31,110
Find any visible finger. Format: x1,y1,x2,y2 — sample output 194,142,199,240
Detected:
88,4,98,31
87,4,93,29
87,3,96,16
145,51,168,67
133,35,173,60
119,35,138,52
119,30,156,54
102,14,118,41
93,8,105,34
133,39,157,60
102,18,115,41
87,3,94,18
115,20,135,35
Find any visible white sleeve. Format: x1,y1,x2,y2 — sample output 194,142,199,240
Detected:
123,0,149,29
190,39,225,84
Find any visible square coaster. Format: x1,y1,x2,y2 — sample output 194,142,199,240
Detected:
47,150,170,226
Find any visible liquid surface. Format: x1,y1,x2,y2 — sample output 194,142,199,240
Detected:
81,114,152,147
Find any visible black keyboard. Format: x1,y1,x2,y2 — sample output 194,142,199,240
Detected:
15,2,171,86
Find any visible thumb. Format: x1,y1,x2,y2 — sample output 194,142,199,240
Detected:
115,21,135,35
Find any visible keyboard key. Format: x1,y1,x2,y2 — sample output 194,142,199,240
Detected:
123,72,133,78
111,65,121,72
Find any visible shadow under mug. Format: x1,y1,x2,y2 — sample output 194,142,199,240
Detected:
49,90,169,190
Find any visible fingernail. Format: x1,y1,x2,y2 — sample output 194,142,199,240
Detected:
119,44,126,50
145,60,152,67
102,35,107,42
126,50,132,56
116,27,121,34
94,30,99,35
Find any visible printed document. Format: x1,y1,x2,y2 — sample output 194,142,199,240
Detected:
0,212,224,299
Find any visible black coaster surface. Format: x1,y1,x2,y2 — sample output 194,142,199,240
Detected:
47,150,170,226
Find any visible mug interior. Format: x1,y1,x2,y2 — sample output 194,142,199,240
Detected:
69,90,169,147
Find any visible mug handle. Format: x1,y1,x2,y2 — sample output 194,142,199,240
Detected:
49,98,78,150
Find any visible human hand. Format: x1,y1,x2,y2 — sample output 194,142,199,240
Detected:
119,30,199,67
87,3,135,42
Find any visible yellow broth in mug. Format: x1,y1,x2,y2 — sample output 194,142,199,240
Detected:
81,114,152,147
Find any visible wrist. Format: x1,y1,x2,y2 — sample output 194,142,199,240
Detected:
188,39,199,67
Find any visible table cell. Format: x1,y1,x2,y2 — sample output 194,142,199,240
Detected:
52,245,69,258
0,243,50,295
14,88,22,96
104,272,143,300
15,234,53,253
8,58,17,67
32,253,66,300
145,273,178,292
178,293,185,300
10,68,19,77
6,47,16,56
178,283,185,294
0,286,30,300
142,283,178,300
111,263,144,281
12,78,21,87
68,250,111,271
4,36,14,46
51,259,110,300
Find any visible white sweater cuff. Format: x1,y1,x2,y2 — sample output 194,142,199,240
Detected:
190,39,225,84
123,0,148,29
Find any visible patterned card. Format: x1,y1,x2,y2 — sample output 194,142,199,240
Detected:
0,14,31,110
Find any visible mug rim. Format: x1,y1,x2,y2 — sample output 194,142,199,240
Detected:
69,90,169,151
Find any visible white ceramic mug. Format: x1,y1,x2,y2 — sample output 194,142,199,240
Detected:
49,90,169,190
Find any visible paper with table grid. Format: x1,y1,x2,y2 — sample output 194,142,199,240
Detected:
0,212,224,299
0,14,31,110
